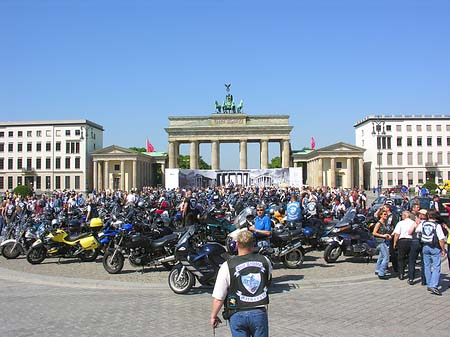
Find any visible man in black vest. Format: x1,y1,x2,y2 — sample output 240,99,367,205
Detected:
210,230,272,337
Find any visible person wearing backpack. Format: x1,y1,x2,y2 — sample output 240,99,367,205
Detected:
412,209,446,295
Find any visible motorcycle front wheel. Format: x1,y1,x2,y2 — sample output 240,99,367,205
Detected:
168,267,195,294
79,249,99,262
324,245,342,263
1,242,22,259
102,249,124,274
27,246,47,264
282,248,304,269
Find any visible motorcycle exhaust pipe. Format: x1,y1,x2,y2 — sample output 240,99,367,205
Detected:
158,255,176,264
278,241,303,257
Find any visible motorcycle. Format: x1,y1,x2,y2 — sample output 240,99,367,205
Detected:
102,223,179,274
168,224,228,294
323,208,378,263
0,218,41,259
26,218,104,264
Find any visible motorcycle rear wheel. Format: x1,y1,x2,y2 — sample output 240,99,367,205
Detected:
168,267,195,294
282,248,304,269
1,242,22,259
79,249,99,262
324,245,342,263
27,246,47,264
102,249,124,274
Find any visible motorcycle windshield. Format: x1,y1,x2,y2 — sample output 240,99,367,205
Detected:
335,208,356,227
233,207,255,228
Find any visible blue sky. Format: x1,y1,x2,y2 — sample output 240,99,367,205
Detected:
1,0,449,169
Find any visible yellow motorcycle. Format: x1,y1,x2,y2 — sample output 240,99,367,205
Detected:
26,218,103,264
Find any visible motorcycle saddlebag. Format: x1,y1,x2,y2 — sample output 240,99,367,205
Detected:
79,236,99,250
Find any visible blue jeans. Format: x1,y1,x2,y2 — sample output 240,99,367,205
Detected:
422,245,442,288
229,308,269,337
376,242,390,276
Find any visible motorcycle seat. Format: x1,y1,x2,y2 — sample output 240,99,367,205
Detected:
150,233,178,249
66,232,92,242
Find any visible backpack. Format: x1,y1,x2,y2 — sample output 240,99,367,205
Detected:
421,221,440,247
6,204,15,216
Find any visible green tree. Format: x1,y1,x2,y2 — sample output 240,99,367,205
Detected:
269,156,281,168
423,181,438,192
129,147,146,153
14,185,33,198
178,155,211,169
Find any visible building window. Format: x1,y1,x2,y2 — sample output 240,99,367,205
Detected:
8,158,13,170
386,125,391,132
55,157,61,169
75,129,81,136
407,152,413,165
427,137,432,146
27,143,32,152
426,125,432,131
66,141,80,154
46,142,51,152
388,172,393,186
36,142,41,152
407,137,412,146
0,176,3,190
17,158,22,169
0,158,3,170
387,137,391,149
448,152,450,165
75,176,80,189
447,137,450,146
397,153,403,166
8,131,13,137
336,162,342,169
65,130,71,136
417,137,422,146
387,153,393,166
46,176,51,189
75,157,80,169
56,142,61,151
0,143,4,152
406,125,412,132
46,130,52,137
46,158,51,169
17,143,23,152
36,130,42,137
8,176,13,189
36,158,41,169
26,158,32,169
55,176,61,189
408,172,413,186
18,131,23,137
55,130,61,137
437,125,442,131
36,176,41,189
416,125,422,132
65,176,70,189
447,125,450,131
437,137,442,146
65,157,70,169
427,152,433,164
396,125,402,132
418,152,423,165
0,131,4,137
114,164,120,171
377,153,383,166
418,171,424,184
437,152,443,165
8,143,13,152
27,131,32,137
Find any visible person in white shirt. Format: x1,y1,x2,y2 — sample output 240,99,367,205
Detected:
393,210,415,282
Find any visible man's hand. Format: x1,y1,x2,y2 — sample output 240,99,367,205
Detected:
211,315,222,328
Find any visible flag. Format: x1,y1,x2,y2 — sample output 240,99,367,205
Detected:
311,137,316,150
146,139,154,152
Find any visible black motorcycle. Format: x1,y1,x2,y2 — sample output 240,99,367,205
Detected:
323,208,378,263
168,225,228,294
102,223,179,274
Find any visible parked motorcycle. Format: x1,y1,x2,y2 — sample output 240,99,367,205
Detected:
323,208,377,263
102,223,179,274
26,218,104,264
168,224,228,294
0,218,41,259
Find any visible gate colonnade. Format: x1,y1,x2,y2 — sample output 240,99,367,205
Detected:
165,114,293,170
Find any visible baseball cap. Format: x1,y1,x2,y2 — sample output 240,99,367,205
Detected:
418,209,428,215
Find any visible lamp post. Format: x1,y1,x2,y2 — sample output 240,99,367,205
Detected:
372,118,386,195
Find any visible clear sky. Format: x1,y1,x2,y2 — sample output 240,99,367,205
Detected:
1,0,449,169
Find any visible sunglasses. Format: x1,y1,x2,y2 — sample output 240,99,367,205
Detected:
257,209,264,211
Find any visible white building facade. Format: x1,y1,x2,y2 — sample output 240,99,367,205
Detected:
354,114,450,190
0,120,103,193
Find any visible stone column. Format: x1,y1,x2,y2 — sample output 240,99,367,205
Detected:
190,141,199,169
358,158,364,189
239,140,247,170
317,159,323,187
121,160,125,191
281,140,290,168
168,142,175,169
161,162,166,187
330,158,336,188
104,161,109,190
174,142,179,168
347,158,353,188
93,160,98,191
260,139,268,169
211,140,220,170
132,160,137,189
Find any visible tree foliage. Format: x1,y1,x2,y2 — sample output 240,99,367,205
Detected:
178,155,211,169
269,156,281,168
129,147,147,153
14,185,33,198
423,181,438,192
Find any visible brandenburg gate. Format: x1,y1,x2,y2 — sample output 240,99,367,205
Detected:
165,114,293,170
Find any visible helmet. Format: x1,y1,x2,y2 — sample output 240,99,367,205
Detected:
51,219,61,227
137,200,145,208
89,218,103,228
